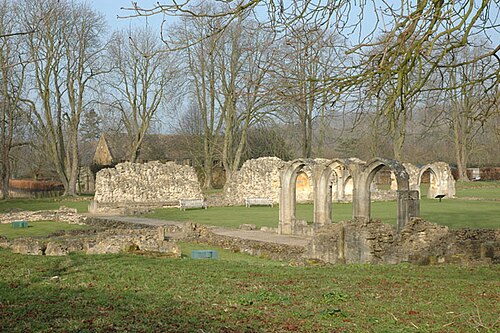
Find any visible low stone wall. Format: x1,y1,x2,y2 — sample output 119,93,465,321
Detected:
2,208,496,265
93,161,203,212
3,228,180,257
180,223,306,262
0,211,181,257
307,218,499,264
0,207,83,224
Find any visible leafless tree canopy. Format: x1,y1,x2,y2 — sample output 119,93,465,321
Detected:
0,0,498,192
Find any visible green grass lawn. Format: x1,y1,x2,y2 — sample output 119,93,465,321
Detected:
0,197,91,213
0,248,497,332
455,181,500,200
0,221,91,239
145,196,499,230
0,183,498,332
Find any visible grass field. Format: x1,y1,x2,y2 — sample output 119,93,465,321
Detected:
0,221,91,239
0,183,498,332
0,247,498,332
0,197,91,213
146,181,500,229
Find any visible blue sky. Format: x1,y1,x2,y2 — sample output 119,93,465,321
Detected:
90,1,499,47
88,0,165,31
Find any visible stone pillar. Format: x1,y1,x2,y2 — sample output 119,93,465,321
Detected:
396,190,420,232
351,166,370,221
313,165,332,226
278,181,293,235
335,167,346,202
278,165,298,235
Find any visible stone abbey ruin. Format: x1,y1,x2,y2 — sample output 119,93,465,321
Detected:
224,157,455,235
92,157,456,235
80,156,498,265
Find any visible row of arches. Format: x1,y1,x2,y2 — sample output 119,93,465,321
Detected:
278,158,452,235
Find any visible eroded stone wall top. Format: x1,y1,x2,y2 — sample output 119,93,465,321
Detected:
94,161,202,205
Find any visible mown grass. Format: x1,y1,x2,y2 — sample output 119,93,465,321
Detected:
0,183,498,332
145,196,500,230
0,197,91,213
455,180,500,200
0,221,91,240
0,248,498,332
145,181,500,229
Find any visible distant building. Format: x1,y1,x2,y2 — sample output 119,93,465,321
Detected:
92,132,192,167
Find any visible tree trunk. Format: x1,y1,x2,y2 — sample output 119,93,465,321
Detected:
0,148,10,199
202,131,213,189
455,138,470,182
392,128,405,161
65,132,79,196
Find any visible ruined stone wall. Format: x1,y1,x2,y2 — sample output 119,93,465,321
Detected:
94,161,203,209
1,211,498,264
223,157,285,206
220,158,457,207
405,162,456,199
2,227,180,257
307,218,499,264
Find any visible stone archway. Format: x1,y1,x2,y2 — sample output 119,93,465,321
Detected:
278,159,310,235
314,159,349,226
343,176,353,201
417,162,456,199
350,158,419,231
418,166,440,199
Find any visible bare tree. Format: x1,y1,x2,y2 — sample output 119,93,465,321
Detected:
20,0,106,196
169,12,225,188
217,19,276,181
358,33,430,161
0,0,29,199
131,1,499,125
271,24,341,157
439,43,499,181
170,9,279,186
129,0,499,170
106,26,178,162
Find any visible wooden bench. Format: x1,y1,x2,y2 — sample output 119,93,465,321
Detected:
245,197,273,208
179,198,208,211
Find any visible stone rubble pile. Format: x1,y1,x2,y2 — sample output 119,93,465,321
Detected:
0,207,83,225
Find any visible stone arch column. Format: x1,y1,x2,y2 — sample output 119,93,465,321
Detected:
314,159,348,226
343,175,353,201
278,160,308,234
351,158,419,231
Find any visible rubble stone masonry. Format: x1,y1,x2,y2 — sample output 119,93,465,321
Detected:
94,161,203,210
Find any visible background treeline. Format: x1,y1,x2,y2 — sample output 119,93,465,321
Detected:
1,0,499,195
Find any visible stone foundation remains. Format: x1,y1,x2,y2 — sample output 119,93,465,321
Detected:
0,210,497,264
0,207,83,225
306,218,499,264
0,213,181,257
92,161,203,212
2,227,180,257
